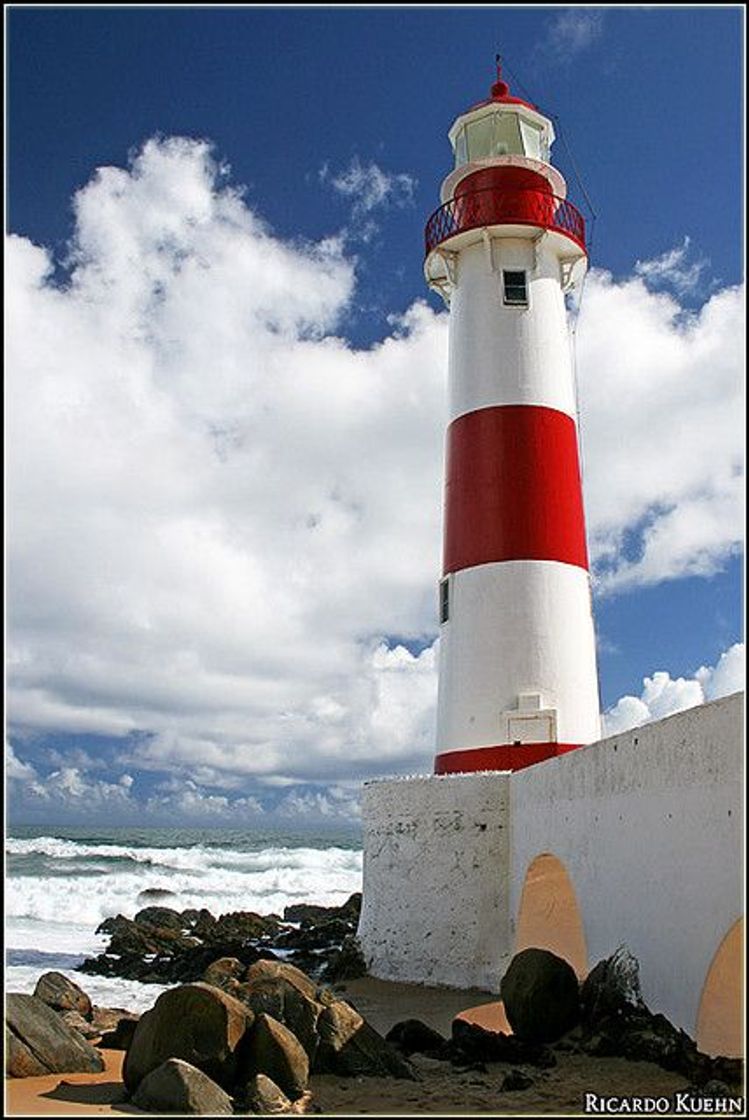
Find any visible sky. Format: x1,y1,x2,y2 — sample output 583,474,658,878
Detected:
6,5,745,829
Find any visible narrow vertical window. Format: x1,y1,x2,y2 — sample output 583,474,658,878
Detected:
439,577,450,624
503,270,528,307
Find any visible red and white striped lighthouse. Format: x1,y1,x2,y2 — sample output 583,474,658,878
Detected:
425,63,601,775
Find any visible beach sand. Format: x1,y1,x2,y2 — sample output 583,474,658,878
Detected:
4,977,699,1117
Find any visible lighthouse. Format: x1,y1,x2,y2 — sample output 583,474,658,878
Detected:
425,63,601,775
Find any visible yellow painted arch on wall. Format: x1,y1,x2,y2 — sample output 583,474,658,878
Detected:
515,852,588,979
696,917,744,1059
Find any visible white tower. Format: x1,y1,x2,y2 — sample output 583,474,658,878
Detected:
425,64,601,774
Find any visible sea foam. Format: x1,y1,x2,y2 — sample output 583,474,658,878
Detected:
5,830,363,1014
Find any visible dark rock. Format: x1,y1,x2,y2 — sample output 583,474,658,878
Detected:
80,938,276,986
168,943,275,984
282,902,333,925
122,982,254,1093
501,948,580,1043
575,950,744,1090
385,1019,447,1058
275,918,353,952
191,908,218,939
180,908,204,928
450,1019,556,1068
33,972,93,1018
98,1017,139,1051
95,913,133,937
107,917,194,958
246,1013,309,1100
501,1068,534,1091
131,1057,233,1114
137,888,177,903
204,911,279,944
681,1080,734,1099
6,993,105,1077
283,893,362,927
323,935,368,982
241,1072,292,1114
315,998,417,1079
580,945,646,1027
134,906,185,930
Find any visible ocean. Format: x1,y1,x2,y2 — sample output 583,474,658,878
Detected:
5,824,363,1013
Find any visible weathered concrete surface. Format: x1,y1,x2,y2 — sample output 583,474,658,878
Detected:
511,692,744,1045
358,771,512,991
359,693,743,1048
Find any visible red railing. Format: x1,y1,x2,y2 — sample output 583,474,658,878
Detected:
424,186,586,256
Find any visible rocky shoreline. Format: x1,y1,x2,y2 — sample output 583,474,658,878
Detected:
78,892,366,987
5,899,745,1115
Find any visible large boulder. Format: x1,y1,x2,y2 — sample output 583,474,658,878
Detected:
131,1057,234,1114
202,957,246,992
123,982,254,1093
500,949,580,1043
239,959,415,1081
245,1013,309,1100
244,960,320,1001
33,972,93,1018
315,998,417,1079
6,993,105,1078
236,960,322,1063
242,1072,292,1114
134,906,185,931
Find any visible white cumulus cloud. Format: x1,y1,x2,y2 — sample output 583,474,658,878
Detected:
576,269,744,592
603,643,744,736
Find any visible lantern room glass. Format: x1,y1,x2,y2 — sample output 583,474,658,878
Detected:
453,112,547,167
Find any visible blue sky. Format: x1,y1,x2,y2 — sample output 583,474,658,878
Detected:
7,6,744,827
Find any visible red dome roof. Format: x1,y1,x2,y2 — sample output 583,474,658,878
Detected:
466,61,537,113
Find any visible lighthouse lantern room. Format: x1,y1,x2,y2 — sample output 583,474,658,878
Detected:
425,63,601,775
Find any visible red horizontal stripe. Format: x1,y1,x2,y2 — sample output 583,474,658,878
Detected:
443,405,589,574
435,742,582,775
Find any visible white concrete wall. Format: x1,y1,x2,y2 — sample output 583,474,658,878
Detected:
359,693,744,1039
358,772,513,991
510,692,744,1036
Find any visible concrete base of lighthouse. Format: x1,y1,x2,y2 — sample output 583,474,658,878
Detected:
357,771,514,992
357,693,744,1055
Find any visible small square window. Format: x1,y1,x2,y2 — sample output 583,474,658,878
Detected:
503,270,528,307
439,578,450,624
